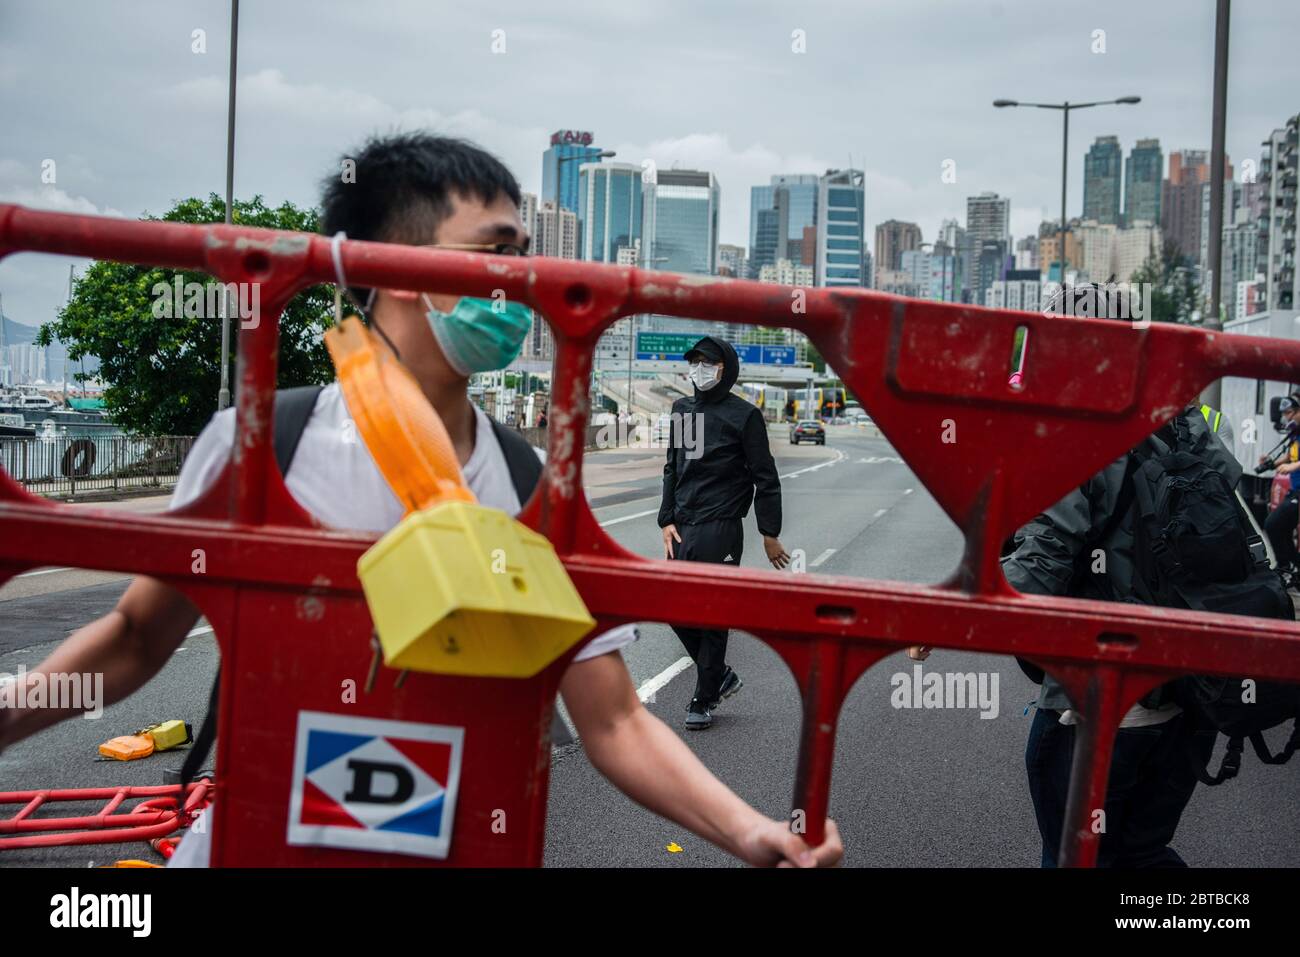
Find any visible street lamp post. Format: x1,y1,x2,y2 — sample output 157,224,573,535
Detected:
993,95,1141,286
1203,0,1232,408
217,0,239,411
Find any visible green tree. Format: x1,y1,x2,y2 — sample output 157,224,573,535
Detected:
37,194,333,436
1129,238,1201,325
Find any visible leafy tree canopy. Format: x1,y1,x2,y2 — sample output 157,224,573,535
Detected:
37,194,333,435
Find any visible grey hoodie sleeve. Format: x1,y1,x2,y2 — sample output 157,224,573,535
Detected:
1001,483,1098,597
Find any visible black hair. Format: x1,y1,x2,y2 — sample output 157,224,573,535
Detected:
320,131,521,247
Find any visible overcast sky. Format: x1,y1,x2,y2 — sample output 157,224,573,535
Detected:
2,0,1297,326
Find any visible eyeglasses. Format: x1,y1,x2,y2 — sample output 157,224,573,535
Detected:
429,242,529,257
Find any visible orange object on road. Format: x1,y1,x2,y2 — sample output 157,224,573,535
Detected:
98,734,155,761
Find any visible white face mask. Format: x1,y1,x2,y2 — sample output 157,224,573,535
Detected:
689,361,721,391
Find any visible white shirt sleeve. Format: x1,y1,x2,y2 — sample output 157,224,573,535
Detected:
169,409,236,511
573,622,639,661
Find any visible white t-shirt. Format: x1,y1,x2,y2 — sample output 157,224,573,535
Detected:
170,382,636,661
167,384,636,869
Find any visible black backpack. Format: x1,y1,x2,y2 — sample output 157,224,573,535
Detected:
180,388,550,788
1118,415,1300,784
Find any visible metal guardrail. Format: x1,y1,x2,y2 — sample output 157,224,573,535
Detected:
0,434,193,498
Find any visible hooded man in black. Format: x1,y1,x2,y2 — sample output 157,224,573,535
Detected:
658,335,790,729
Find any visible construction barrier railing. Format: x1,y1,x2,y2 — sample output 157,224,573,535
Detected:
1,202,1298,866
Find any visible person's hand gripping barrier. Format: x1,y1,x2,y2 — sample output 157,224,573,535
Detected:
325,316,595,678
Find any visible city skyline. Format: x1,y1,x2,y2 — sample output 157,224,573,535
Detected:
2,0,1299,325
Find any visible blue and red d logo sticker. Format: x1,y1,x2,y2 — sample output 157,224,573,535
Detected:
287,711,464,859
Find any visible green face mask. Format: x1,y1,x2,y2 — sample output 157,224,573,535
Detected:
423,295,533,376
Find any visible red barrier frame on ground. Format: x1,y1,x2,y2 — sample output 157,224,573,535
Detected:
1,203,1298,867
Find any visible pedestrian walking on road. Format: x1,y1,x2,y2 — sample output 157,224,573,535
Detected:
658,335,790,730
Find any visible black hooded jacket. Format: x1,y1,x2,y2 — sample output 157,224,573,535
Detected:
657,336,783,537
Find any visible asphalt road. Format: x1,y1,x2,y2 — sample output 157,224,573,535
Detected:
2,425,1297,867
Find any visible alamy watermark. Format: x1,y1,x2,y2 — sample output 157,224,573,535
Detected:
0,667,104,718
151,277,260,328
1041,281,1152,328
594,411,705,458
890,664,999,719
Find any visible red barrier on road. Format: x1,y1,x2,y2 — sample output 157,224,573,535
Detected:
1,203,1298,866
0,781,211,849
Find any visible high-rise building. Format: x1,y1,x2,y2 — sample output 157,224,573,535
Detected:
1075,220,1118,282
873,220,922,274
965,193,1011,303
748,174,819,278
1083,136,1123,225
1039,219,1082,278
873,268,922,298
535,200,578,259
577,163,643,263
717,244,747,278
937,219,966,294
815,169,866,287
1113,222,1161,283
1124,138,1163,227
643,169,720,275
1161,149,1210,262
898,248,957,302
758,258,814,287
1257,114,1300,313
1223,205,1259,319
985,270,1042,312
972,239,1009,306
1014,235,1040,272
519,192,538,243
541,130,603,214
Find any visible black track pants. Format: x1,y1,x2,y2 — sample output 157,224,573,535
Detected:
669,518,743,705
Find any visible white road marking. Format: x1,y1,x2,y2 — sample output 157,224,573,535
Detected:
810,548,836,567
599,507,660,528
781,447,847,478
857,456,904,464
187,625,213,639
636,656,694,703
15,566,73,579
905,488,915,495
873,508,888,519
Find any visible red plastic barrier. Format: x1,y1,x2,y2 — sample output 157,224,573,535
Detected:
1,203,1298,867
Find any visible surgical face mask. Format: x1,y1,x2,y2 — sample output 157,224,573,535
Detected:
423,294,532,376
689,360,721,391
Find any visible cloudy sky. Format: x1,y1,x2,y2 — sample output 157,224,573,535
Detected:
1,0,1297,326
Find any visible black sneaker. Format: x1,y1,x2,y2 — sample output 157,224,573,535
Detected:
685,698,713,730
709,668,743,710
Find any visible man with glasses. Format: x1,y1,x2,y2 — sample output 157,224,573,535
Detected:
0,132,841,869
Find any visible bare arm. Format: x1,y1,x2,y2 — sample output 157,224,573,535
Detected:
560,651,841,867
0,577,199,750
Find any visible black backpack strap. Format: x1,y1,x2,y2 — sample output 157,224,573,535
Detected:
488,415,543,504
180,386,324,792
179,670,220,791
1187,733,1244,786
273,385,326,478
1248,722,1300,766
